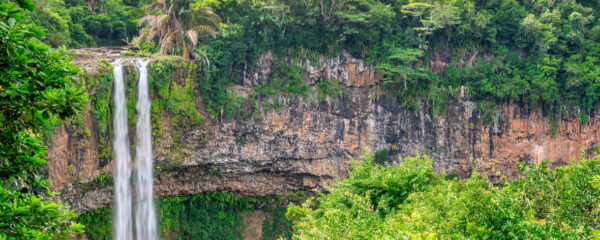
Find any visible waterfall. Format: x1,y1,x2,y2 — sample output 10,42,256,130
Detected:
134,59,158,240
112,59,133,240
112,58,157,240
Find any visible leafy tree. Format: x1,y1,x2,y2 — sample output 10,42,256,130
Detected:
70,22,96,47
288,150,600,239
517,13,556,53
493,0,526,46
0,0,85,238
333,0,395,56
401,1,460,48
286,152,440,239
32,0,142,47
27,0,71,47
377,47,424,92
138,0,221,60
309,0,347,22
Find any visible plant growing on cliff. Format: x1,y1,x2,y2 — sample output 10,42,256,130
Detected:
0,0,85,238
138,0,221,60
256,59,308,98
149,59,203,129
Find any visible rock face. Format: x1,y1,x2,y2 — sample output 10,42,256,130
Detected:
49,52,600,213
242,51,380,87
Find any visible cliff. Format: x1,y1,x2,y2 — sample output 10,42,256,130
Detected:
48,51,600,213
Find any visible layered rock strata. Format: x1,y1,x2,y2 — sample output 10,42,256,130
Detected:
49,52,600,212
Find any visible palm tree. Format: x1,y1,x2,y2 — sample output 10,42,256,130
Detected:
138,0,221,60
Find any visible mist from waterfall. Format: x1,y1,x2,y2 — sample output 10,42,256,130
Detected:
134,59,158,240
112,59,133,240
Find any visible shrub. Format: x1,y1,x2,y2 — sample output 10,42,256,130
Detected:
288,151,600,239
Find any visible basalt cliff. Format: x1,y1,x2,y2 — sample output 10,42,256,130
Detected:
48,50,600,213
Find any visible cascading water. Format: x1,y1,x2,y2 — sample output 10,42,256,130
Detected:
134,59,158,240
112,58,157,240
112,59,133,240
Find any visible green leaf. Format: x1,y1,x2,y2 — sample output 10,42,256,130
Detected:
7,18,15,28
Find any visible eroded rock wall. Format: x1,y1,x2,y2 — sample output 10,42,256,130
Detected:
49,52,600,213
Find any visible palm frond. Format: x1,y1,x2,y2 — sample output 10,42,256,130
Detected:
138,15,157,26
190,15,221,29
190,8,221,28
192,25,217,38
185,30,199,47
145,0,165,14
146,28,159,43
193,47,211,67
138,28,147,42
160,31,176,55
156,14,169,31
138,0,221,60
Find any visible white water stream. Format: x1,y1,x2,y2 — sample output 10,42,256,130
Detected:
112,59,133,240
112,59,157,240
134,59,158,240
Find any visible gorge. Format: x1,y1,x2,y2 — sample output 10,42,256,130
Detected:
44,50,600,239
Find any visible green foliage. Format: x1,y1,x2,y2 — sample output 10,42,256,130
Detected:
158,192,249,240
149,59,204,128
66,114,87,137
19,0,600,120
89,62,115,162
90,62,113,137
137,0,221,60
92,172,113,188
373,149,389,165
69,22,95,47
27,2,71,47
125,64,137,130
221,90,245,119
262,207,293,240
288,151,600,239
78,208,113,240
29,0,141,47
0,0,85,238
196,0,600,121
79,192,296,240
287,153,439,239
316,78,345,102
256,59,308,98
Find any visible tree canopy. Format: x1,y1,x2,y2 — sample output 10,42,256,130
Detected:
26,0,600,122
287,151,600,239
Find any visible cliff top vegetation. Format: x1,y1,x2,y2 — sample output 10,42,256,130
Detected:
26,0,600,123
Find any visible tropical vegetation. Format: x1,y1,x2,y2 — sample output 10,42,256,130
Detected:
3,0,600,239
138,0,220,60
29,0,600,123
0,0,86,238
287,150,600,239
78,192,294,240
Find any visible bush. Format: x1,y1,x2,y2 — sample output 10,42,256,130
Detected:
373,149,390,165
287,151,600,239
